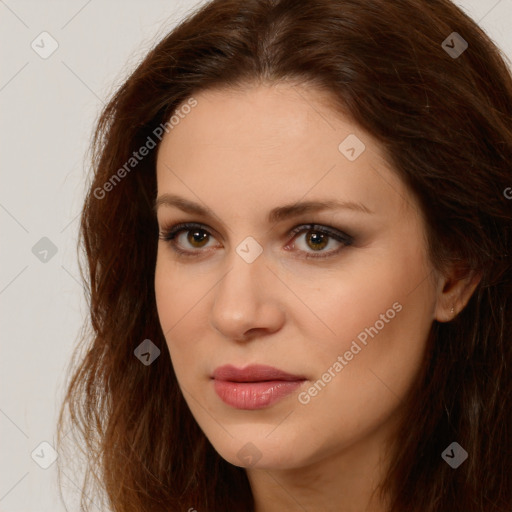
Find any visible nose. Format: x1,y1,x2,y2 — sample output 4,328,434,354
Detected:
209,248,285,342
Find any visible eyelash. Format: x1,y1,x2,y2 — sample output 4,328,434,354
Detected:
158,222,354,260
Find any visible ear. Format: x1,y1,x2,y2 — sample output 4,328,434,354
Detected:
434,265,482,322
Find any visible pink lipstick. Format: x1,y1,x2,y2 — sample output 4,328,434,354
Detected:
212,364,306,410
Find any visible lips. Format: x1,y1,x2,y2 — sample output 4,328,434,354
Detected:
212,364,305,382
211,364,307,410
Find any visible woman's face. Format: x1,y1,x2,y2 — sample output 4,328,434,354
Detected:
154,82,441,471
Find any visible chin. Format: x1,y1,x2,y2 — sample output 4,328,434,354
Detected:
204,426,311,470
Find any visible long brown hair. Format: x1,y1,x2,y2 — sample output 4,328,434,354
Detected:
57,0,512,510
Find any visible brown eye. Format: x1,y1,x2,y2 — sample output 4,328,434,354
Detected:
288,224,353,259
186,228,210,248
159,222,218,257
304,230,329,251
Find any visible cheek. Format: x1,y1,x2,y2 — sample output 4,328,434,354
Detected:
154,251,206,329
290,284,434,458
154,252,223,391
154,255,200,363
154,256,180,333
306,238,436,388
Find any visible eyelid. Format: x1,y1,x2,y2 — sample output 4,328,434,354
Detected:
158,221,354,259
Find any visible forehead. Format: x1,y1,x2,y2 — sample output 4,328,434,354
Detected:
155,83,414,221
158,82,360,157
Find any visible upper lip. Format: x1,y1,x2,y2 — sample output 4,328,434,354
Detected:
212,364,306,382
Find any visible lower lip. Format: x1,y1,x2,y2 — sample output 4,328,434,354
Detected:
213,379,305,410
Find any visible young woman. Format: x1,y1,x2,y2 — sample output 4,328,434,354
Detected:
58,0,512,510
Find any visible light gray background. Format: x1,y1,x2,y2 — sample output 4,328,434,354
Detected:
1,1,511,510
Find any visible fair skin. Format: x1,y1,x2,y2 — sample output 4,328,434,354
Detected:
154,82,479,512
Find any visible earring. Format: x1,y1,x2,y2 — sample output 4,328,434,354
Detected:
450,306,455,314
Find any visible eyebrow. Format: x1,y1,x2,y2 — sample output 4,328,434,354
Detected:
153,193,374,223
153,194,375,224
